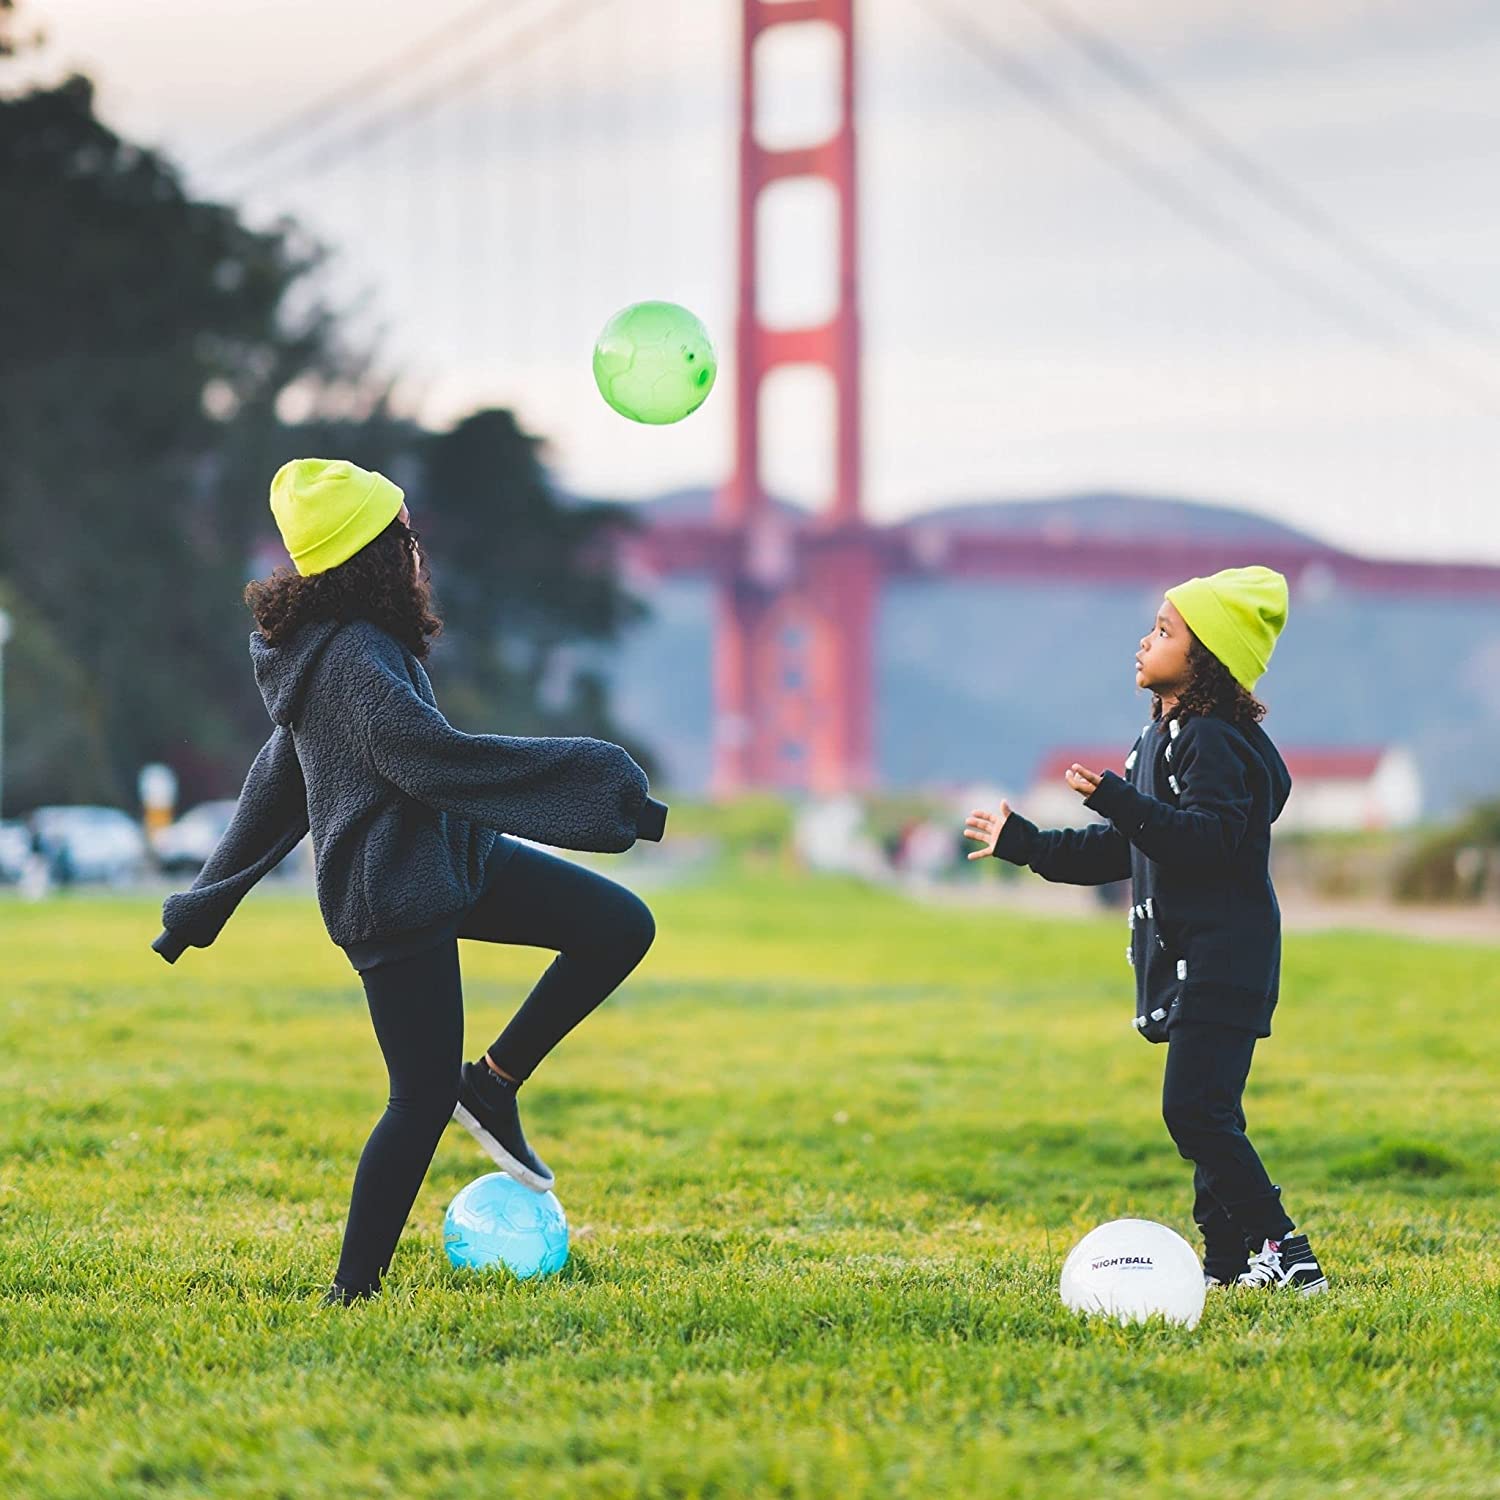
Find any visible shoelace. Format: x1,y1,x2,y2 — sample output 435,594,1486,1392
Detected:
1238,1244,1284,1287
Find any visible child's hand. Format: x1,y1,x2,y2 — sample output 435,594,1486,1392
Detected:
1065,764,1102,799
964,803,1011,860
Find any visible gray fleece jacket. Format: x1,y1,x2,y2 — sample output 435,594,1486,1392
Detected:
150,618,667,963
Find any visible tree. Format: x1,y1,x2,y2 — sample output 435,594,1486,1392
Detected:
0,5,658,812
418,409,657,774
0,581,114,813
0,62,348,809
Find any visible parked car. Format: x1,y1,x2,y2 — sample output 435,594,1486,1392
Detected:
28,805,149,885
150,799,240,874
0,819,32,883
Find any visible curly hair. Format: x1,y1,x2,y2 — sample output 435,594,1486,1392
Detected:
244,517,444,660
1154,632,1266,732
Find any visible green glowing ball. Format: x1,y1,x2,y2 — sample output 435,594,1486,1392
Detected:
592,301,718,425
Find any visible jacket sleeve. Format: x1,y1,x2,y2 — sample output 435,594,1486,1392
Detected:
150,725,310,963
991,809,1131,885
1084,718,1250,869
363,676,667,853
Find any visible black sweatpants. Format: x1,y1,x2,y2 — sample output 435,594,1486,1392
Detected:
333,842,656,1294
1161,1021,1295,1271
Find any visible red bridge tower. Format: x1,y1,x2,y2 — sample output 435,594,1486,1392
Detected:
616,3,1500,797
715,0,877,796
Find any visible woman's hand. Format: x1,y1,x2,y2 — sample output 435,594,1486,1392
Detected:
1065,764,1102,799
963,802,1011,860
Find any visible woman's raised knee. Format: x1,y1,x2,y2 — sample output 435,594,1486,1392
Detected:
620,893,656,964
569,887,655,973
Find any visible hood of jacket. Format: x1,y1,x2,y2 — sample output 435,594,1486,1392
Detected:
250,619,345,728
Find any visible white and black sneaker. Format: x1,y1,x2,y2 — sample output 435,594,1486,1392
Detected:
1237,1234,1328,1295
452,1060,555,1193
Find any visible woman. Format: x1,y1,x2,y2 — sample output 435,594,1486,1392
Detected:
152,457,666,1303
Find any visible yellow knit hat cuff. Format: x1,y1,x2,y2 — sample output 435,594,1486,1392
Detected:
269,458,405,577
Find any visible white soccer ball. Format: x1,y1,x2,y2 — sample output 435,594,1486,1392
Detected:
1059,1218,1205,1329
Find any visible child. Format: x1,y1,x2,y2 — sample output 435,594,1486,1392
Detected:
963,566,1327,1294
151,458,667,1304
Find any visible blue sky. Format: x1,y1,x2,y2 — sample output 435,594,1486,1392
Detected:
14,0,1500,562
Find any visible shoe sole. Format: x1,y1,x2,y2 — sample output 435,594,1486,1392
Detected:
451,1102,555,1194
1235,1275,1330,1294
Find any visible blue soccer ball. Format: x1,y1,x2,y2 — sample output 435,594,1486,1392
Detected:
443,1173,569,1280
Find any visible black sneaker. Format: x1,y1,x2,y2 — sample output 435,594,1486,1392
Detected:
1236,1234,1328,1295
452,1060,555,1193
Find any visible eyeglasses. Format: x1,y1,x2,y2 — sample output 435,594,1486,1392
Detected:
395,522,422,548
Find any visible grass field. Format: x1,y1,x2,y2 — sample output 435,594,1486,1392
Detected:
2,869,1498,1498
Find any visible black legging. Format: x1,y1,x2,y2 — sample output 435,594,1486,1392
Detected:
334,841,656,1293
1161,1021,1295,1263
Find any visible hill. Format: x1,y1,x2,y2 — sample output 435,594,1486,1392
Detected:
582,491,1500,816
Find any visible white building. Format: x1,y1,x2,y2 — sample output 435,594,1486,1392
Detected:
1278,748,1422,831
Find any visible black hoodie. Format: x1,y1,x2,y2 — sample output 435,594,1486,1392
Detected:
993,711,1292,1040
151,619,667,964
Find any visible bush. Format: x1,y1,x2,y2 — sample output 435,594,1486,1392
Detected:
1393,800,1500,903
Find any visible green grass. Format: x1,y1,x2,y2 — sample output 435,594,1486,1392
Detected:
2,870,1498,1498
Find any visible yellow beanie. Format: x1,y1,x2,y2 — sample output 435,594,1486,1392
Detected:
1165,565,1289,692
268,458,405,576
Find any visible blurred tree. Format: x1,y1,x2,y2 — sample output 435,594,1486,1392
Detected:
0,61,349,810
419,409,656,776
0,581,114,813
0,6,657,812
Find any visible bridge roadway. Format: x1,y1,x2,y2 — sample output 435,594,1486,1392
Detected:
619,518,1500,598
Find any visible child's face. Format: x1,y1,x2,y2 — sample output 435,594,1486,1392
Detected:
1136,599,1193,698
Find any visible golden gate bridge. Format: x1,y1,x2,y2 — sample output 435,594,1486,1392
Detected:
214,0,1500,797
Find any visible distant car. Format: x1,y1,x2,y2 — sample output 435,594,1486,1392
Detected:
28,804,149,885
150,799,240,875
0,819,31,882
